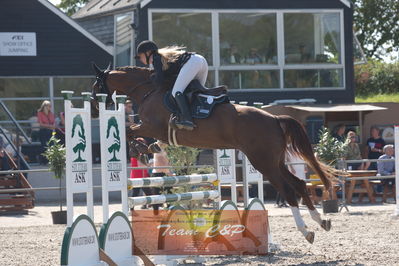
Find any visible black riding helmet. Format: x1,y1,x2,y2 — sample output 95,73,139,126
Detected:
135,40,158,64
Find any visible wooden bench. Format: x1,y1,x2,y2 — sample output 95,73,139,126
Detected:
346,170,377,203
306,183,340,205
370,180,396,203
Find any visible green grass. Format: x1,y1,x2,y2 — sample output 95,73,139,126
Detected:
355,93,399,103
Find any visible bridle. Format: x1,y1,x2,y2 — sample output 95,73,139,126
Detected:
92,70,155,107
92,69,111,101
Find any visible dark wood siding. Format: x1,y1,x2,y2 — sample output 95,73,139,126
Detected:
0,0,112,76
137,0,354,105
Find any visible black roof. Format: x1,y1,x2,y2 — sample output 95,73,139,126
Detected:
72,0,142,19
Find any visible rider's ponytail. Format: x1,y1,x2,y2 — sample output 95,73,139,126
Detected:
158,46,186,70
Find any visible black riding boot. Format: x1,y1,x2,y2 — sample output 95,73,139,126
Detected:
174,92,195,131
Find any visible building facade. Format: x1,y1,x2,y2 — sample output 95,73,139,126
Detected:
74,0,354,105
0,0,112,132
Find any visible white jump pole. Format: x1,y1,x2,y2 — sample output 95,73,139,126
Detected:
394,125,399,217
62,91,94,227
97,93,128,224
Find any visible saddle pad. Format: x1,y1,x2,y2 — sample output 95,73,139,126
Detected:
163,91,229,119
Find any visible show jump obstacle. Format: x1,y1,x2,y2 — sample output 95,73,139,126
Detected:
60,92,269,266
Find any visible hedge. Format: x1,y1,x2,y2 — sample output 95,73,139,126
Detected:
355,61,399,96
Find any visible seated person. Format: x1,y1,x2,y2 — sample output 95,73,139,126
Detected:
332,124,346,143
343,131,365,170
377,144,395,187
0,137,11,171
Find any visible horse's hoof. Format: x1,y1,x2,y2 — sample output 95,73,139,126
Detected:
305,231,315,244
321,219,332,231
138,154,149,165
148,143,161,153
129,146,139,158
131,139,149,154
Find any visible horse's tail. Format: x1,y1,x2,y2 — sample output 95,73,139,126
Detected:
276,115,336,190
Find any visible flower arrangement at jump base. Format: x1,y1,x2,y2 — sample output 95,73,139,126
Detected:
42,132,67,224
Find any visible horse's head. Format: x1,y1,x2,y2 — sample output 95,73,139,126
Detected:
91,62,113,117
91,63,154,117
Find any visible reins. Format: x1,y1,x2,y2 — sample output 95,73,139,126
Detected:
129,79,156,103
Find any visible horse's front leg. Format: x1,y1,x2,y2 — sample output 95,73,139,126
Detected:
126,124,161,155
126,123,147,138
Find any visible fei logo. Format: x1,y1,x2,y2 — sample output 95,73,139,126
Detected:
71,114,86,162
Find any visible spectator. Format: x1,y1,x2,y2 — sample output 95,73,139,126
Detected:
55,111,65,145
332,124,346,143
125,100,135,127
0,137,11,171
367,126,385,170
344,131,365,170
377,145,395,176
129,138,157,212
37,100,55,147
377,144,395,192
228,45,242,64
152,141,174,212
246,48,262,64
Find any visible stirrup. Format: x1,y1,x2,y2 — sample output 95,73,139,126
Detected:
175,120,195,131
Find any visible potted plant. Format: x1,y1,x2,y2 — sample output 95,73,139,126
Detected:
43,133,67,224
314,127,345,213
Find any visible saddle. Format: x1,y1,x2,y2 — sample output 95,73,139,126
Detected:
163,80,229,119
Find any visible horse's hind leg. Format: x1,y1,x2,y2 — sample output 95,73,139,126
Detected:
280,166,331,232
281,183,315,244
249,157,316,244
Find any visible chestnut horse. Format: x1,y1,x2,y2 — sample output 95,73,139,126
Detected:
91,64,336,243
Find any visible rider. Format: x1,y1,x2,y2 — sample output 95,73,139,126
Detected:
135,40,209,131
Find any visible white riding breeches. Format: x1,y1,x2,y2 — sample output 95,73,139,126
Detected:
171,54,208,97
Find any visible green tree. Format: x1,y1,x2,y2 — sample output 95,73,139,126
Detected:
42,134,66,212
165,146,200,176
353,0,399,59
57,0,90,16
314,127,345,166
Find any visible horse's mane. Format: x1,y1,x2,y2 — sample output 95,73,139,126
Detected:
115,66,152,73
114,66,172,91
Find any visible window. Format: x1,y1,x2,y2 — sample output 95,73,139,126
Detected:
219,70,279,89
151,12,213,64
219,13,277,65
284,13,341,64
284,69,343,88
0,78,49,98
150,9,344,90
115,13,133,67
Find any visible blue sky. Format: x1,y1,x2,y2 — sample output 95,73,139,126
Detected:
49,0,61,5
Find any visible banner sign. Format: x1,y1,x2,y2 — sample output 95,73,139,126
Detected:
63,91,94,226
216,149,236,183
0,32,36,56
215,149,237,204
98,94,128,223
243,155,262,182
131,209,268,255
